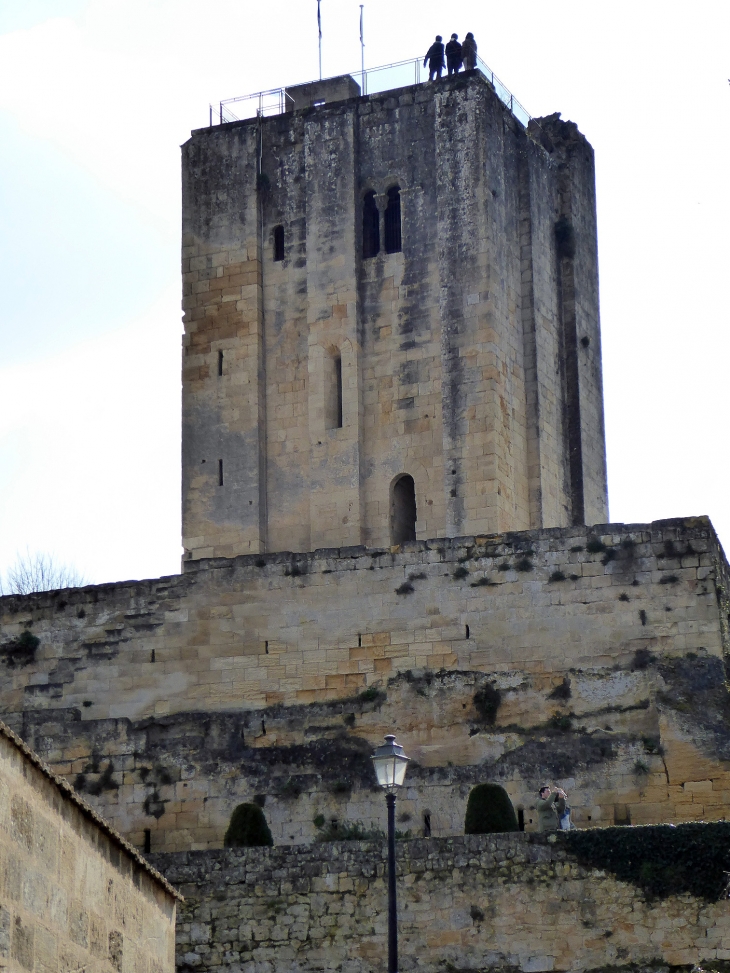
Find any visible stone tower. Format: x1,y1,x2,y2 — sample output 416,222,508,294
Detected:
181,73,608,561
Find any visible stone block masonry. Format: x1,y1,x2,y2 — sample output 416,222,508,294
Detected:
152,831,730,973
1,516,729,853
1,517,724,722
181,71,608,560
0,720,179,972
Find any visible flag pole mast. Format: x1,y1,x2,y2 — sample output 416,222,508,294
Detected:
360,5,365,94
318,0,322,80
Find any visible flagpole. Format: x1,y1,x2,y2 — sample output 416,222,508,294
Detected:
360,5,365,94
318,0,322,80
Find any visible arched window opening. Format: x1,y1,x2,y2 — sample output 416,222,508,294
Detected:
325,352,343,430
391,474,417,545
362,191,380,259
384,186,402,253
273,225,285,261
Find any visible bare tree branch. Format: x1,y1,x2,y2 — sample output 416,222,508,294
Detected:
2,550,86,595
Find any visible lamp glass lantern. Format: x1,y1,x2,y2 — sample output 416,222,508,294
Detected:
371,734,410,793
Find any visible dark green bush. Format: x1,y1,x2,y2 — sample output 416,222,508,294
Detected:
464,783,519,835
224,803,273,848
548,712,573,731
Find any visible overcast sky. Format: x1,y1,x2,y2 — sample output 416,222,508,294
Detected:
0,0,728,587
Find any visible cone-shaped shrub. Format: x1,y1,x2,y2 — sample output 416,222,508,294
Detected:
464,783,519,834
224,803,273,847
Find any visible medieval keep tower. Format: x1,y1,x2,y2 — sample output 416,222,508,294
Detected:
3,66,730,973
181,72,608,561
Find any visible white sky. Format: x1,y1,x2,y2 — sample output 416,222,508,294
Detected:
0,0,728,586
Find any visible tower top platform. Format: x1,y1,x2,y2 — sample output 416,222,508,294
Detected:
206,54,532,128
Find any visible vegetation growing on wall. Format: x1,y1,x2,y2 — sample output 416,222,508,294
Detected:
473,683,501,725
564,822,730,901
0,630,40,667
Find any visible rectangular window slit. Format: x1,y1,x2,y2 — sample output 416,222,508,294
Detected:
143,829,151,853
218,459,223,486
273,225,285,261
218,350,223,376
335,355,343,429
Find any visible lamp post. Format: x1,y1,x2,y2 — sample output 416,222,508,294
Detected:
371,734,410,973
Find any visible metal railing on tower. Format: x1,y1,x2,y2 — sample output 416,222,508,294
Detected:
210,54,531,129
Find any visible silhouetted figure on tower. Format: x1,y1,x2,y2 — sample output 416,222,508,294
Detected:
424,35,445,81
462,32,477,70
445,34,462,75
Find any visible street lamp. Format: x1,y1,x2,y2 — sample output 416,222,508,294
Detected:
371,734,410,973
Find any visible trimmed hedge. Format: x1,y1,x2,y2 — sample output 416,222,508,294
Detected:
464,783,519,834
564,822,730,901
224,803,273,848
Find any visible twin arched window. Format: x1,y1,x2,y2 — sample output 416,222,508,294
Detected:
363,186,402,259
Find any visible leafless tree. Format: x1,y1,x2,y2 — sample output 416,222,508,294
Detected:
1,550,86,595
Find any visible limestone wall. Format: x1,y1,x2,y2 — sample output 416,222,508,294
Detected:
0,723,177,972
153,832,730,973
0,518,721,720
0,518,728,853
181,71,608,560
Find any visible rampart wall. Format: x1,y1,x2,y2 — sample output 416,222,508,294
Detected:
1,517,724,722
153,831,730,973
1,517,729,853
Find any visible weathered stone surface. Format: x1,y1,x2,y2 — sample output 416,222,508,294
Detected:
0,723,177,972
1,516,729,851
181,72,608,560
151,832,730,973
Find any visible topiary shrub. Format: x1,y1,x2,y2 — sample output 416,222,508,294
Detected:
224,803,273,848
464,783,519,835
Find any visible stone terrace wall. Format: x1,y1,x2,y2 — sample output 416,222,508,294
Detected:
0,517,724,724
153,832,730,973
1,517,729,853
0,724,177,972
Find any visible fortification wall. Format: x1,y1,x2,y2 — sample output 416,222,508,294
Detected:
0,723,177,972
1,518,729,853
153,831,730,973
0,518,722,722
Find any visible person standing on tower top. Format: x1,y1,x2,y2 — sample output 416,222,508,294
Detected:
462,32,477,71
445,33,462,75
424,35,445,81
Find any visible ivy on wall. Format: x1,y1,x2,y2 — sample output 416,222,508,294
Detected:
564,822,730,901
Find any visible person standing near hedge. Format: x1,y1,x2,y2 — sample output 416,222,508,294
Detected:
536,784,567,831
